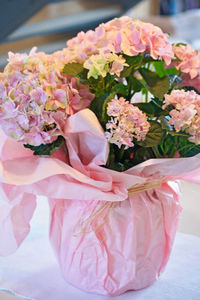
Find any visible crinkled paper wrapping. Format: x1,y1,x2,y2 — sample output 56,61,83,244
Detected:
0,109,200,296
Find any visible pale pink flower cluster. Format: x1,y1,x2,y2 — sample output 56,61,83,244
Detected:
65,16,174,65
83,53,128,79
163,89,200,144
173,44,200,79
105,97,150,149
0,48,94,146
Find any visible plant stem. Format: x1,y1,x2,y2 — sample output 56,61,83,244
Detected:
106,144,112,168
145,89,149,103
152,145,162,158
118,145,125,161
168,136,178,157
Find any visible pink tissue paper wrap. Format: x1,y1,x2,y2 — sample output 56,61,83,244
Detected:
0,108,200,296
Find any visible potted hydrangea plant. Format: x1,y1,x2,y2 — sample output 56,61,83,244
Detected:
0,17,200,296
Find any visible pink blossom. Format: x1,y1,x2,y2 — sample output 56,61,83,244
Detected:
68,78,94,112
106,97,150,149
83,52,128,78
163,89,200,144
65,17,174,65
173,44,200,79
0,48,94,146
135,20,173,65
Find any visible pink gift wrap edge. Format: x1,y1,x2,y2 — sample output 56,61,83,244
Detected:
0,109,200,296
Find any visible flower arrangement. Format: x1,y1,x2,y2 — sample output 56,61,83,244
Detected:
1,16,200,168
1,16,200,297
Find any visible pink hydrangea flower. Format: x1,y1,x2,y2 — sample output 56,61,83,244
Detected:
0,48,94,146
65,17,174,65
173,44,200,79
83,52,128,78
105,97,150,149
163,89,200,144
135,20,174,65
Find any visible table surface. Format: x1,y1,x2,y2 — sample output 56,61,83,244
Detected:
0,195,200,300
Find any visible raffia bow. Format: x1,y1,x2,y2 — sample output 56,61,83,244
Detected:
73,178,164,236
128,178,163,194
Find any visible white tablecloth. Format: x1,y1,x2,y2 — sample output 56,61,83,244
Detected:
0,198,200,300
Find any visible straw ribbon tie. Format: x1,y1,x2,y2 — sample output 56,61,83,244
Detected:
128,178,163,194
74,178,164,235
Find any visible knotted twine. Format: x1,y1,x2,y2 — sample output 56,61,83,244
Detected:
73,178,164,236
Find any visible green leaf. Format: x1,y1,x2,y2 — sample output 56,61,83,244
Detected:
124,55,143,67
120,55,143,77
134,102,157,116
101,92,116,123
78,68,90,85
90,83,128,123
62,62,84,77
139,68,170,100
173,42,187,47
153,61,178,78
139,68,158,86
113,83,129,96
120,66,132,77
169,131,189,137
90,93,108,122
24,136,65,156
160,134,175,156
135,100,166,117
102,84,128,122
130,77,144,93
106,144,127,171
181,145,200,157
137,121,163,147
134,147,155,162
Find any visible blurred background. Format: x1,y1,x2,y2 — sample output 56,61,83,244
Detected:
0,0,200,237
